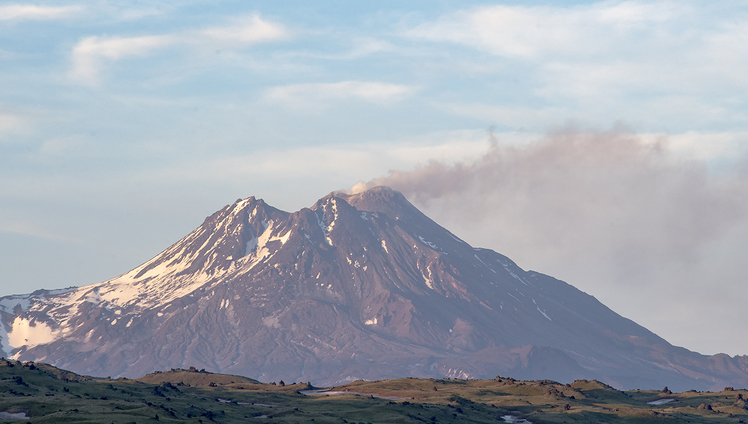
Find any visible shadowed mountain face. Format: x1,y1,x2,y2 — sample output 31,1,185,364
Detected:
1,187,746,391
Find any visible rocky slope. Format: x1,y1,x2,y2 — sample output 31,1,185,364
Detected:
1,187,746,391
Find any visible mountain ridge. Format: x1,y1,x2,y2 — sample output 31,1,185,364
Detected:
1,186,746,391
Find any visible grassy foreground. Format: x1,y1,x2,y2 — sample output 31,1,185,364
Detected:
1,360,747,423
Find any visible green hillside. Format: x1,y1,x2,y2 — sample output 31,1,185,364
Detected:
1,360,746,423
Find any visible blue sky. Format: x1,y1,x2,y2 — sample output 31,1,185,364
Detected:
2,1,748,356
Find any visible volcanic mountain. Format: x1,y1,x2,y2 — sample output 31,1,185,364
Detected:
1,187,746,391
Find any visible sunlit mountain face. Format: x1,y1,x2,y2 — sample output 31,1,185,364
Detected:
2,187,747,391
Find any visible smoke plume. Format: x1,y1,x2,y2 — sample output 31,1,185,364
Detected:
356,127,748,355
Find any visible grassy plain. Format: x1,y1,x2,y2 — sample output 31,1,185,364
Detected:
1,360,746,423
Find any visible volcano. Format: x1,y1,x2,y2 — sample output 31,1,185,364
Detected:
1,187,746,391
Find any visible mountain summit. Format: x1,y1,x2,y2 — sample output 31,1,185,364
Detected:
1,187,746,390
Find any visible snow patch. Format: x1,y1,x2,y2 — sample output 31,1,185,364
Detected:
233,198,252,212
321,198,339,245
501,264,528,286
0,295,32,313
419,262,435,290
417,235,439,250
474,254,497,274
315,209,327,236
647,398,675,405
364,317,377,325
0,411,29,420
6,317,58,349
244,222,291,270
276,229,291,245
262,315,280,329
380,240,388,253
501,415,532,423
536,307,552,321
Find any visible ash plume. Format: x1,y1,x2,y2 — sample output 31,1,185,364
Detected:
355,127,748,354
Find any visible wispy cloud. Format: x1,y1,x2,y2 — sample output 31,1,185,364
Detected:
0,110,28,140
0,112,23,133
70,34,176,83
126,130,492,201
282,37,397,61
200,14,287,44
265,81,416,110
407,2,685,59
0,4,83,21
0,220,80,243
406,1,748,130
434,102,571,130
69,14,287,85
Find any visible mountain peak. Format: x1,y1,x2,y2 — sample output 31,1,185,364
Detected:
338,186,408,213
2,189,747,391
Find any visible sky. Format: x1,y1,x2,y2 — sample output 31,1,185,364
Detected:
1,0,747,356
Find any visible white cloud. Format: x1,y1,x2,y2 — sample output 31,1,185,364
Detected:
130,130,492,196
0,112,23,133
200,14,287,44
406,1,748,131
407,1,685,59
0,220,79,243
283,38,397,61
0,109,30,141
70,34,177,84
434,102,572,130
39,133,90,155
0,4,82,21
265,81,416,110
69,14,287,85
346,38,396,58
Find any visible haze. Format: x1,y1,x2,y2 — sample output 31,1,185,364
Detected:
1,1,747,356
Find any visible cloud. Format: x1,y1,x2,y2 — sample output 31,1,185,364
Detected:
70,35,176,83
0,110,28,140
643,131,748,163
282,37,397,61
407,2,684,59
69,14,287,85
0,4,82,21
434,102,572,130
357,127,748,355
405,1,748,131
0,112,23,133
0,220,79,243
143,130,489,184
200,14,287,44
264,81,416,110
